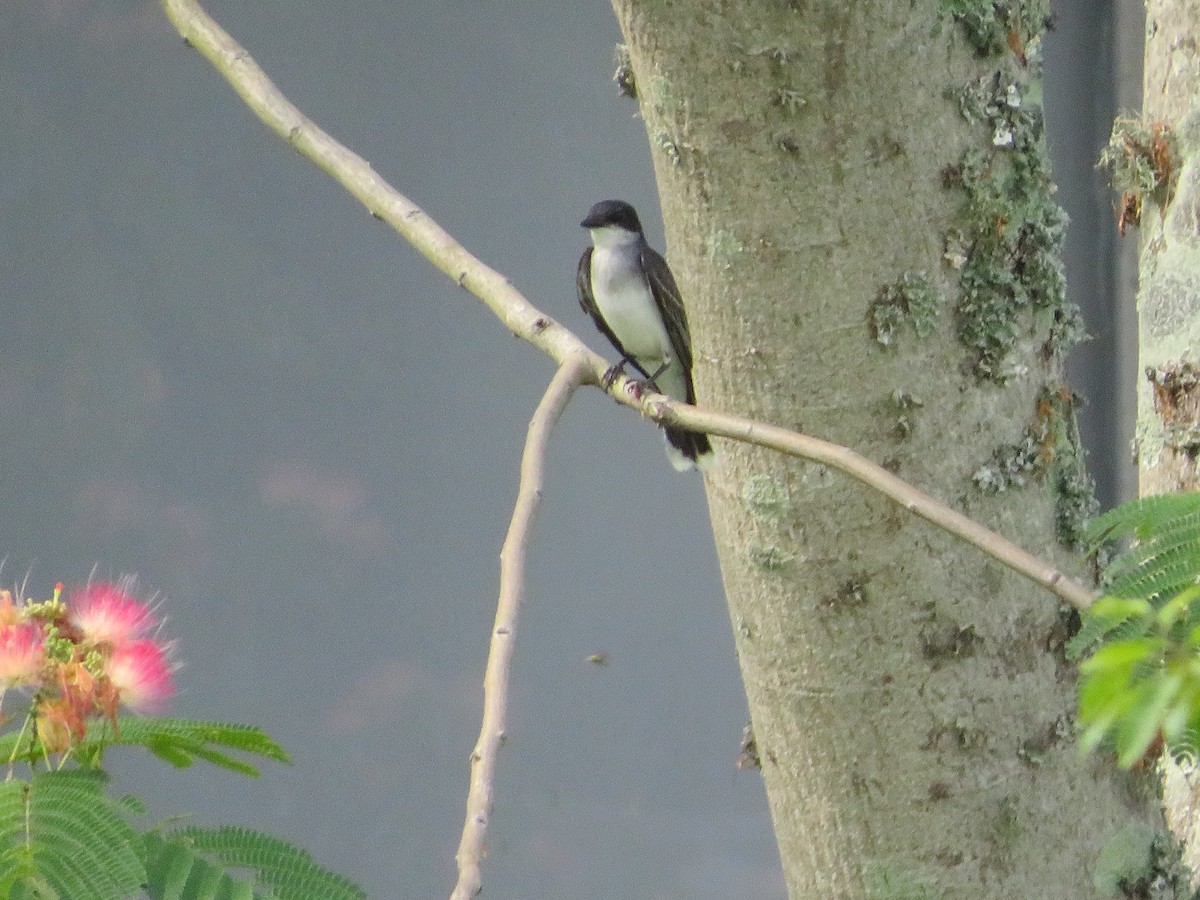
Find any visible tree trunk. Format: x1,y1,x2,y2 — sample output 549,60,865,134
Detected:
1138,0,1200,873
611,2,1161,896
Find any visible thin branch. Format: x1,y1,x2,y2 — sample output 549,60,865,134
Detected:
158,0,1096,618
159,0,595,382
452,357,588,900
647,398,1097,611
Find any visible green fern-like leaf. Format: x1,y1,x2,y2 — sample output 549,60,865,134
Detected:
1106,555,1200,605
1083,491,1200,551
1098,518,1200,584
1065,596,1151,661
1073,493,1200,766
1069,492,1200,654
0,771,144,899
94,720,289,775
144,826,365,900
0,719,288,777
1086,493,1200,603
1117,510,1200,562
141,831,257,900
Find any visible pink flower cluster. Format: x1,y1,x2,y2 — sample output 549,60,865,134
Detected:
0,581,176,752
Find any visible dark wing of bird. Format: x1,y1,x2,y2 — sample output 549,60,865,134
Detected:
576,247,652,380
641,245,696,402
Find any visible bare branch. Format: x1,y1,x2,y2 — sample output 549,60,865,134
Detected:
451,357,588,900
158,0,1096,611
160,0,600,383
648,397,1096,612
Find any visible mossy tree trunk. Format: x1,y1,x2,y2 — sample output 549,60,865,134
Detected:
611,2,1161,896
1136,0,1200,874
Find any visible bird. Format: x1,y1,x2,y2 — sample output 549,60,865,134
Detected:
577,199,715,472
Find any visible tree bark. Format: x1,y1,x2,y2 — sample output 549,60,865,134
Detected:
1138,0,1200,499
1138,0,1200,873
612,2,1161,896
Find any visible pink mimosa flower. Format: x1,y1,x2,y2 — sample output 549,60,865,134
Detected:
0,623,45,686
106,639,175,712
69,583,157,646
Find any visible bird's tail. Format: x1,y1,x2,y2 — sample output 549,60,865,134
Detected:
664,427,716,472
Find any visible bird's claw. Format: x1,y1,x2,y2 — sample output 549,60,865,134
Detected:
626,377,663,399
602,359,662,396
601,363,626,389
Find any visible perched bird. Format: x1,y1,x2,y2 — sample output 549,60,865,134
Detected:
577,199,714,471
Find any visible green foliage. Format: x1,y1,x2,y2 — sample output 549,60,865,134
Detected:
142,827,366,900
0,718,288,777
0,579,361,897
1071,492,1200,767
0,719,362,898
0,771,145,899
93,719,289,775
1086,493,1200,598
0,768,366,899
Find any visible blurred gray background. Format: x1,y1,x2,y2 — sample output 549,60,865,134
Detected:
1,2,1136,897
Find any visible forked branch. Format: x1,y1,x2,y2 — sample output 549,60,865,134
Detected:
451,358,587,900
157,0,1095,612
158,3,1100,896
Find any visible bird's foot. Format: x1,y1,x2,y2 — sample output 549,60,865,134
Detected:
603,358,666,396
601,362,627,389
626,375,666,399
632,360,669,396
